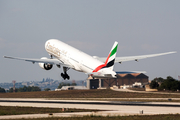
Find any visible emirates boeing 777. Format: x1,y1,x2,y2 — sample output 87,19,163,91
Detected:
4,39,176,80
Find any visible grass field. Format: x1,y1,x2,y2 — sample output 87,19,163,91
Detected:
0,89,180,99
4,114,180,120
0,106,99,116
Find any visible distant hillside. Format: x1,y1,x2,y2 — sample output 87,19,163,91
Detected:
0,78,87,91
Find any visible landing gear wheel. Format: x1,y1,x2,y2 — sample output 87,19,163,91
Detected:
61,73,70,80
66,75,70,80
61,73,66,80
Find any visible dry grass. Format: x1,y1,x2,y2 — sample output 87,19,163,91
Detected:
0,89,180,98
5,114,180,120
128,88,145,91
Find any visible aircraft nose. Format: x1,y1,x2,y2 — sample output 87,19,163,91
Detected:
45,39,53,50
45,39,53,48
45,41,49,49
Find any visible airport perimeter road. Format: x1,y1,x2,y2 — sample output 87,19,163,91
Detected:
113,89,180,95
0,98,180,119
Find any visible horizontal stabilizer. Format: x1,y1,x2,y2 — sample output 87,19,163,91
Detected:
86,72,101,76
86,72,116,78
116,71,146,74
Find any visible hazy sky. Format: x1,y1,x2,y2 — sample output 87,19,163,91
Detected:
0,0,179,83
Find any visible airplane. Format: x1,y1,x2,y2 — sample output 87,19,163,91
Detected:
4,39,176,80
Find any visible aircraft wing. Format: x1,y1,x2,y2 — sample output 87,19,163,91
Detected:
3,56,72,68
95,51,176,64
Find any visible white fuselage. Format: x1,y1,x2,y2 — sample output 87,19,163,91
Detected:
45,39,116,78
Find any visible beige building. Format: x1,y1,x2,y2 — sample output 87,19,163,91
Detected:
87,73,149,89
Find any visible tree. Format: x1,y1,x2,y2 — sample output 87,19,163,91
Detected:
58,82,65,89
9,88,17,93
9,86,41,92
71,83,77,86
150,80,159,89
44,88,51,91
0,87,6,93
154,77,164,83
58,82,72,89
31,86,41,91
18,87,24,92
159,76,180,91
9,88,13,92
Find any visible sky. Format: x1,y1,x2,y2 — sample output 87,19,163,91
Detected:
0,0,179,83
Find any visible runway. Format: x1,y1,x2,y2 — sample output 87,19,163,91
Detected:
0,98,180,107
0,98,180,119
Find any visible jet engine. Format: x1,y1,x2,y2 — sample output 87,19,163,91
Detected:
38,57,53,70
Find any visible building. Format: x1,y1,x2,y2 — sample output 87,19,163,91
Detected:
87,73,149,89
55,86,87,91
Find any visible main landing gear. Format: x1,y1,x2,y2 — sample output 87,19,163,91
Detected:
61,67,70,80
48,55,70,80
61,72,70,80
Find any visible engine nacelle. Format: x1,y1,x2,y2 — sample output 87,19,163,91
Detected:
39,57,53,70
